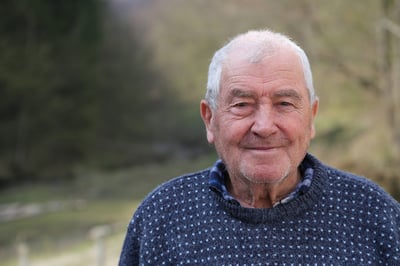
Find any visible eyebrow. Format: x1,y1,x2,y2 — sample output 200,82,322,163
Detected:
229,88,257,99
273,89,303,101
229,88,303,100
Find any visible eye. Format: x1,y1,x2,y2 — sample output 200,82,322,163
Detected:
279,101,293,106
275,101,297,112
230,101,254,116
234,102,250,107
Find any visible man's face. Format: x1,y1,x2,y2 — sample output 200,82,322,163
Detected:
201,48,318,185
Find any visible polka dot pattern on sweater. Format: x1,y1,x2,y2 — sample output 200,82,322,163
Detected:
119,154,400,265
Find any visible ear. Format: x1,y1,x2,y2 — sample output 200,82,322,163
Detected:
310,97,319,139
200,100,215,144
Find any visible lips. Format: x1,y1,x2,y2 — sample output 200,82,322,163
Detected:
241,144,285,154
245,146,279,150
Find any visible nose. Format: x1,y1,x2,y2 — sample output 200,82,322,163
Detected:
251,105,278,138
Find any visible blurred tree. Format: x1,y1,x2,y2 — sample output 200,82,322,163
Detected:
0,0,105,184
0,0,180,186
92,6,178,168
377,0,400,162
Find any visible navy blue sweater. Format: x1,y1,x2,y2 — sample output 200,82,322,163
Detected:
119,154,400,265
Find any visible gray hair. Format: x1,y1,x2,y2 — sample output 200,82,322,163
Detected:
205,30,316,110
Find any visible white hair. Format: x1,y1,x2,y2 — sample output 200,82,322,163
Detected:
205,30,316,110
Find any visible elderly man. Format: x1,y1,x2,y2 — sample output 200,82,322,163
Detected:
119,30,400,265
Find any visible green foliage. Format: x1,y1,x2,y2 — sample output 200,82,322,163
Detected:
0,0,106,184
0,0,180,185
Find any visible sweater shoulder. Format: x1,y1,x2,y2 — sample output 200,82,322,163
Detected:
148,168,210,196
134,168,211,212
328,165,388,193
307,154,399,212
324,165,400,211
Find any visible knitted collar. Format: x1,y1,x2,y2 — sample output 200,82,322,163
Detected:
208,153,327,223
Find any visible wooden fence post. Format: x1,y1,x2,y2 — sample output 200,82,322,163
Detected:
17,242,29,266
90,225,111,266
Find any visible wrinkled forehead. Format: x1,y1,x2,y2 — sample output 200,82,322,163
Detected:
219,45,309,102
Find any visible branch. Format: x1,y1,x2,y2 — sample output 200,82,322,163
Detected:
377,18,400,37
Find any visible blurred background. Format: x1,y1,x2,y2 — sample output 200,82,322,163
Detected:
1,0,399,265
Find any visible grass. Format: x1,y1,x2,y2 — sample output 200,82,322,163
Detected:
0,153,217,265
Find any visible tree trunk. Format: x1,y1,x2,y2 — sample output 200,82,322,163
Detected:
378,0,400,162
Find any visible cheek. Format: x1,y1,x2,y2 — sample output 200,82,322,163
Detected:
211,120,248,148
222,119,250,139
279,115,312,141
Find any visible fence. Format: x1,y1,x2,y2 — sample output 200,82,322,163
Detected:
15,224,124,266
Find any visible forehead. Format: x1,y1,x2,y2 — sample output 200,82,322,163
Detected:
220,47,306,95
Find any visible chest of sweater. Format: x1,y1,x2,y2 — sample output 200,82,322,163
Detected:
139,202,382,265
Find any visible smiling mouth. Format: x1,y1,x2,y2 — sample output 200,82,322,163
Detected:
245,146,281,151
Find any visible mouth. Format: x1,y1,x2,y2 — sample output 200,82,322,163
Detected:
244,146,281,151
247,146,275,149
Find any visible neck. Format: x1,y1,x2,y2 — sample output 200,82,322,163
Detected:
227,170,301,208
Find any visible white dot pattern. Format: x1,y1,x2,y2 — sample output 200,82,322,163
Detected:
119,155,400,265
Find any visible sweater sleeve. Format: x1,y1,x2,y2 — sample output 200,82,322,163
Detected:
118,213,141,266
377,196,400,264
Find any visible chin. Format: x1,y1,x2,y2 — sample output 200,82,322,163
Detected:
241,167,291,185
238,155,292,182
